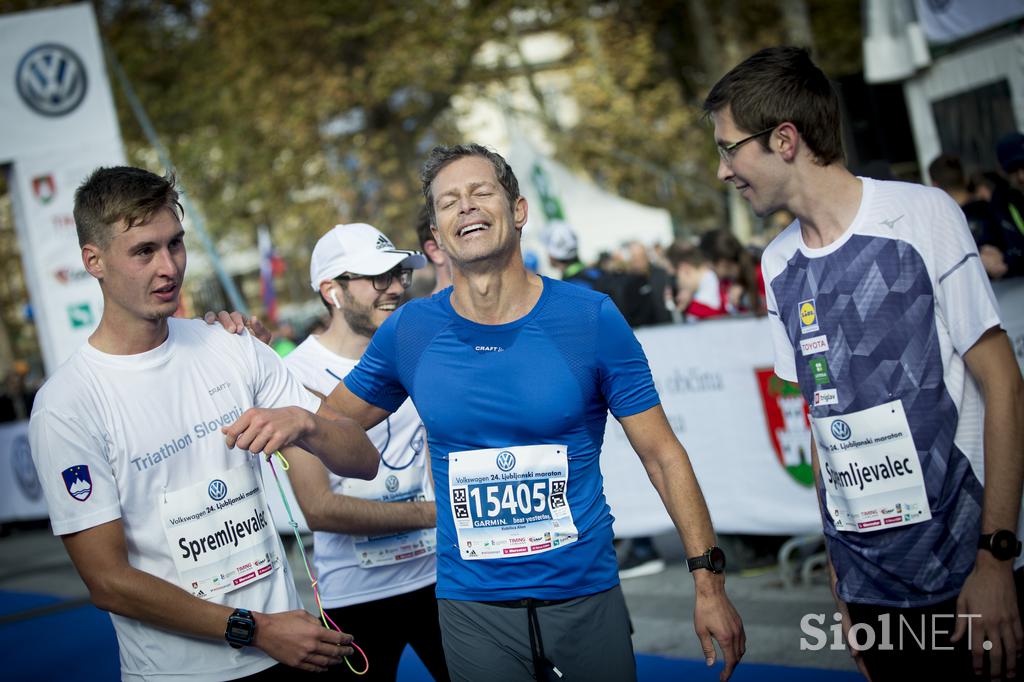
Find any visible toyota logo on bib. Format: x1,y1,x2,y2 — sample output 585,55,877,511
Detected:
496,451,516,472
208,479,228,501
16,44,88,117
830,420,852,441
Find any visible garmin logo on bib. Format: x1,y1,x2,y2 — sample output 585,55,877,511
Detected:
811,400,931,533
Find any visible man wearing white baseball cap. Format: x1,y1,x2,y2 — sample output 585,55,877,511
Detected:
283,223,450,682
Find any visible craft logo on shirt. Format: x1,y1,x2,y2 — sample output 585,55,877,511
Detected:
813,389,838,406
798,299,819,334
208,479,228,501
61,465,92,501
474,345,504,353
799,335,829,356
830,419,852,441
32,174,56,204
496,450,516,472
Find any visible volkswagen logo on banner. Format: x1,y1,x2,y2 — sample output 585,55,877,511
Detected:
16,43,88,117
496,450,516,472
830,419,852,441
11,433,43,501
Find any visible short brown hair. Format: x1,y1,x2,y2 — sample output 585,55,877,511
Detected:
666,241,706,269
927,154,966,192
703,46,844,166
420,144,520,226
73,166,183,247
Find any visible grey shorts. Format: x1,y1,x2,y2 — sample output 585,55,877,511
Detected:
438,585,636,682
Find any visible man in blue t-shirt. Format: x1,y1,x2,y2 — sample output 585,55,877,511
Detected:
323,144,745,681
704,47,1024,681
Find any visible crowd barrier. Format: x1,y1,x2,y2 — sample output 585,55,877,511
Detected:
4,279,1023,531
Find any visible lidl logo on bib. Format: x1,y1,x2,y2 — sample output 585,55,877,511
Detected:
496,450,516,472
208,479,227,500
61,465,92,501
798,299,819,334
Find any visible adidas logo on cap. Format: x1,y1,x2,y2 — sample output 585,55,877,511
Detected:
376,235,394,250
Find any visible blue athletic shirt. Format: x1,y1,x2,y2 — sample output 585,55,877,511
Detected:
344,276,661,601
762,177,1011,608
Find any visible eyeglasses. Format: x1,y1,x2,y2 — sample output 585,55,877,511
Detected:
717,126,776,165
335,267,413,292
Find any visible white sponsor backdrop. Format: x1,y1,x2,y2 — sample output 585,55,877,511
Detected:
1,3,126,375
0,421,47,523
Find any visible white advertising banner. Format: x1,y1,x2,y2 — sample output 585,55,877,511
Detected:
601,317,822,537
1,3,126,374
914,0,1024,46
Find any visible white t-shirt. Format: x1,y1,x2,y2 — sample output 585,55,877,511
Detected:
284,336,436,608
29,318,320,681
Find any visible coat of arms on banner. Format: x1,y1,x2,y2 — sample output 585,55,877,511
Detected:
754,368,813,487
32,175,55,204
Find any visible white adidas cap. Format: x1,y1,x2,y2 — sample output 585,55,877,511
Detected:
309,223,426,291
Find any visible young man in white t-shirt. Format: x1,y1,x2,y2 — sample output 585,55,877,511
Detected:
282,223,449,681
29,166,380,681
704,47,1024,681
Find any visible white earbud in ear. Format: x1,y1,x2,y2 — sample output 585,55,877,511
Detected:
330,290,341,310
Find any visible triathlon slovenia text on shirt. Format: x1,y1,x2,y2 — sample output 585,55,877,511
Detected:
761,177,1018,608
344,277,660,601
29,319,317,681
284,335,436,608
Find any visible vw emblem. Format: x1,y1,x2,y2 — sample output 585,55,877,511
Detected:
830,419,852,441
16,43,88,117
11,434,42,501
385,475,400,493
496,451,516,472
208,479,228,501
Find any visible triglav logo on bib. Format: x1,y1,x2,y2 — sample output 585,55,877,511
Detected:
16,44,88,117
830,420,851,441
496,450,516,472
208,479,228,501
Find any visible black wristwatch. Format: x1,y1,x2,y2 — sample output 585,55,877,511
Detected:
225,608,256,649
687,546,726,574
979,530,1022,561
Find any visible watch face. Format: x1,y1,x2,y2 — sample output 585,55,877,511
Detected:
992,530,1019,560
708,547,726,572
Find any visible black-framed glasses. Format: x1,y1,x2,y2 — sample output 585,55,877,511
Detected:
717,126,776,165
335,266,413,292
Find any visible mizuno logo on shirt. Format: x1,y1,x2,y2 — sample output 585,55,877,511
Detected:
879,215,904,230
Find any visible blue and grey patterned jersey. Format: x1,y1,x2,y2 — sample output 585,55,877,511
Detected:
762,177,1008,607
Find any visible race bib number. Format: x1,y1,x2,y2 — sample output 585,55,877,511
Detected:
811,400,932,533
449,444,578,560
161,462,283,598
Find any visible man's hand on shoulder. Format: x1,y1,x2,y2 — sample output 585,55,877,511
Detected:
253,609,353,672
223,406,313,456
202,310,272,345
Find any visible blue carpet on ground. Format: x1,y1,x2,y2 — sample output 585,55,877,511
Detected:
2,590,860,681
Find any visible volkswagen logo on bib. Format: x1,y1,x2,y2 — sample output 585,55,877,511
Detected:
496,450,516,472
385,475,400,493
208,479,228,501
16,44,89,117
830,419,852,441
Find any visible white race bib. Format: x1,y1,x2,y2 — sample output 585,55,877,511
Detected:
161,461,283,598
811,400,932,533
448,444,578,560
341,469,437,567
